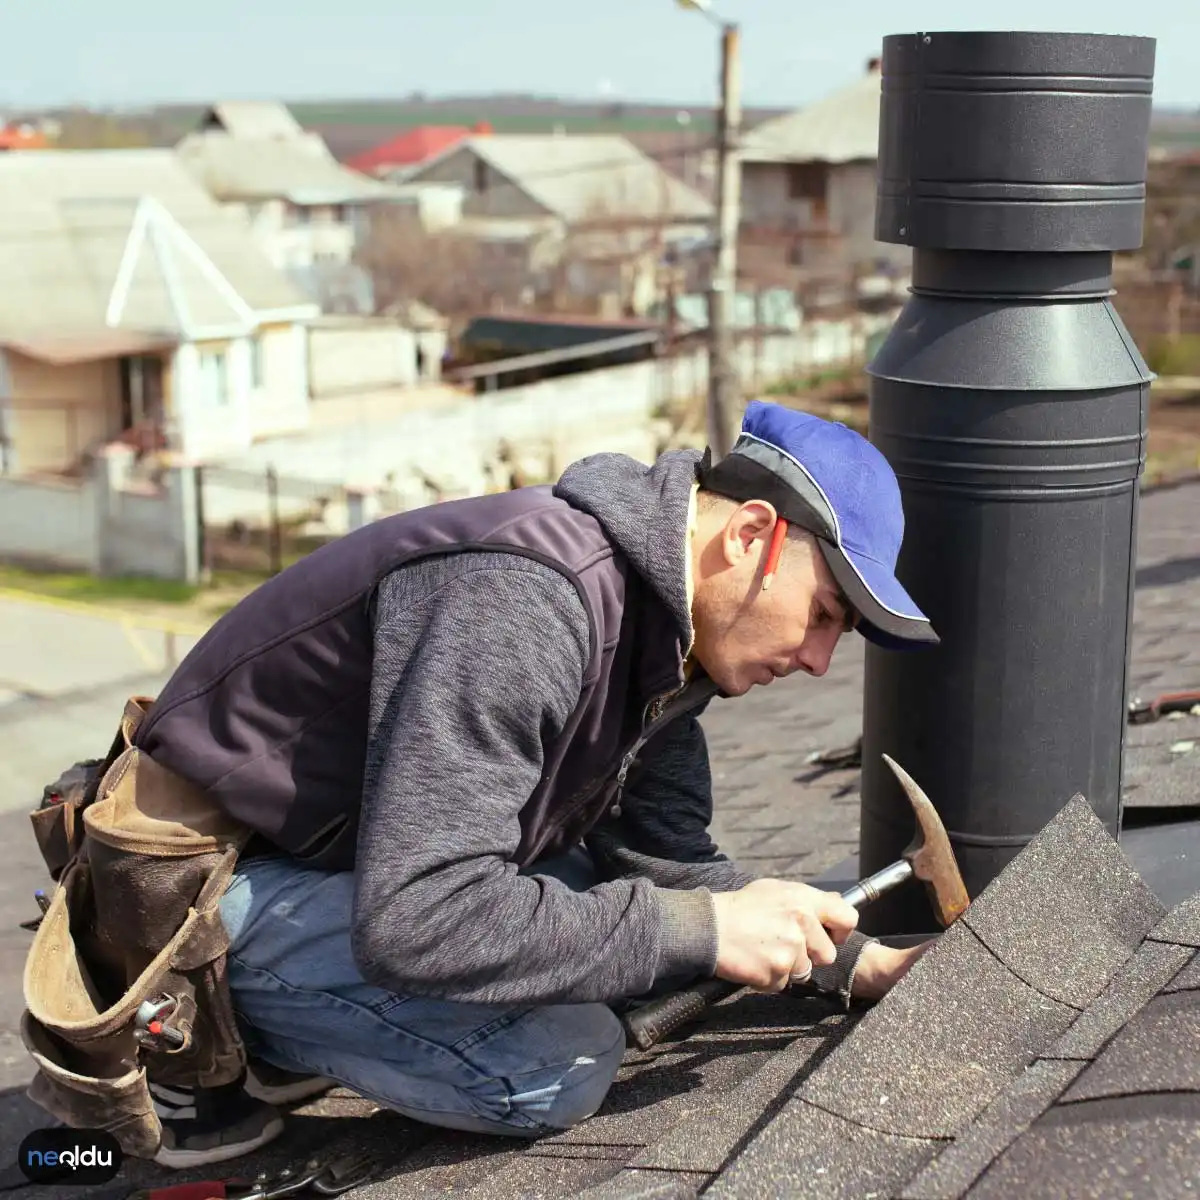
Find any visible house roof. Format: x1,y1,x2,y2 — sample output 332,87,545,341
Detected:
740,62,883,165
197,101,307,142
0,149,316,342
2,477,1198,1197
175,129,397,205
347,126,481,175
413,134,714,224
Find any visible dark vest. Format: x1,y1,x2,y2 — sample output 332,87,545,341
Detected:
134,486,688,871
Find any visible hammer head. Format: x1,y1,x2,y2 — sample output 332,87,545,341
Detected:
881,754,971,928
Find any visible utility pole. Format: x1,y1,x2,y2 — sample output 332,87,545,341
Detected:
707,22,743,459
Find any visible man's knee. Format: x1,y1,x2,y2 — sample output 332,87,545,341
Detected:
481,1002,626,1134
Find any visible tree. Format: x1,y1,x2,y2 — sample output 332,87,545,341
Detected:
357,207,518,320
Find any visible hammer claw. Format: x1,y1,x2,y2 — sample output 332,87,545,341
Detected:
882,754,971,927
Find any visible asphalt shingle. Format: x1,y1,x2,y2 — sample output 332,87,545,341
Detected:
966,1094,1200,1200
1163,950,1200,993
1147,890,1200,947
960,796,1165,1008
796,919,1075,1139
574,1169,701,1199
1122,715,1200,812
455,1151,622,1199
1041,939,1195,1060
704,1100,942,1200
1061,989,1200,1103
630,1015,854,1175
895,1059,1086,1200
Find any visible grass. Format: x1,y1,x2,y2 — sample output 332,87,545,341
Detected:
0,565,198,605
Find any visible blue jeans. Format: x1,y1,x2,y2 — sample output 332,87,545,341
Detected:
218,848,625,1138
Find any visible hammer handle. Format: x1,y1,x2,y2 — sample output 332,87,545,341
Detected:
621,860,916,1051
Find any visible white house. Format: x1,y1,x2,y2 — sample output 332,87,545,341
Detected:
175,102,401,313
0,149,321,474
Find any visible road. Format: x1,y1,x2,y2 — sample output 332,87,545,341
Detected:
0,595,201,816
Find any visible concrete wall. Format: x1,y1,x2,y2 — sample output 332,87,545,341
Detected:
0,474,98,571
219,315,893,525
3,351,124,474
0,446,198,581
97,456,199,582
307,319,420,396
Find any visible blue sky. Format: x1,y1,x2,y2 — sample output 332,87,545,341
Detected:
4,0,1197,111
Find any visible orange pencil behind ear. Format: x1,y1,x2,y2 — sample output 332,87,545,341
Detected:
761,517,789,591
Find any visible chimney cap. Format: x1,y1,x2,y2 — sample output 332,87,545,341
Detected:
867,56,881,72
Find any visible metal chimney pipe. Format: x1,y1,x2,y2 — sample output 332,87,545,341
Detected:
858,31,1157,934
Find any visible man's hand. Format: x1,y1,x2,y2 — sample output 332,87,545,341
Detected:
850,939,934,1001
711,879,860,992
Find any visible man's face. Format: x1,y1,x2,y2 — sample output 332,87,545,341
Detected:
691,502,855,698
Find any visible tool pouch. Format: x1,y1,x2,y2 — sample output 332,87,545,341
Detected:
22,696,251,1158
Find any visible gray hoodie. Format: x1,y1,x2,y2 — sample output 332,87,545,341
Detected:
352,449,871,1008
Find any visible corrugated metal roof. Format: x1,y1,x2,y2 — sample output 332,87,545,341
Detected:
452,135,714,224
740,66,882,165
0,149,315,340
175,131,398,204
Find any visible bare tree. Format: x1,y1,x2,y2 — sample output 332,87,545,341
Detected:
357,207,525,320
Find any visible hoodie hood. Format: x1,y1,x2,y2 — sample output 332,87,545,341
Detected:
555,449,702,650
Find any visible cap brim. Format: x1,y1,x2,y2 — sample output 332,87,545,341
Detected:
817,540,940,651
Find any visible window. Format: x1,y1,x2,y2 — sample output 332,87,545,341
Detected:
788,162,829,220
196,348,229,406
474,158,488,193
249,335,265,389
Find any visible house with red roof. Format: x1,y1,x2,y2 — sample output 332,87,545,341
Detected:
348,123,492,178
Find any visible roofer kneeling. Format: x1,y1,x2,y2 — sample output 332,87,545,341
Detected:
21,401,939,1167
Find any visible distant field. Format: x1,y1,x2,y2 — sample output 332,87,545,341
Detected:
288,105,721,134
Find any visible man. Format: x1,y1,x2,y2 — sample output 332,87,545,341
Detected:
133,400,939,1165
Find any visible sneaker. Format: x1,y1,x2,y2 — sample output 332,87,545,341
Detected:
150,1078,284,1169
244,1059,337,1105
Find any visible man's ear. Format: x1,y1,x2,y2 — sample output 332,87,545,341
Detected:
717,502,773,571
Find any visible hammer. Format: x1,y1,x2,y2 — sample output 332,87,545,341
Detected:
621,754,970,1050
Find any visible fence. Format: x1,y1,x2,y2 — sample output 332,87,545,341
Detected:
196,464,350,577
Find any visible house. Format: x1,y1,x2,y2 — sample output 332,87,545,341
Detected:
0,149,321,475
175,102,400,312
347,123,492,178
400,134,713,313
0,123,48,152
738,58,907,274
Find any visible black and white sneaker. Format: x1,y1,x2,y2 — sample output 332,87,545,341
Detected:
150,1077,284,1169
244,1060,337,1105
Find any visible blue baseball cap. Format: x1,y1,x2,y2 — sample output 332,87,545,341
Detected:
696,400,938,649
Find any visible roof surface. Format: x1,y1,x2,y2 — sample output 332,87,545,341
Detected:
419,135,714,224
0,149,313,339
199,102,307,142
348,126,476,174
175,130,397,205
740,66,883,165
0,478,1196,1198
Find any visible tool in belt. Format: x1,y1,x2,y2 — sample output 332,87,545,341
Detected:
125,1150,380,1200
